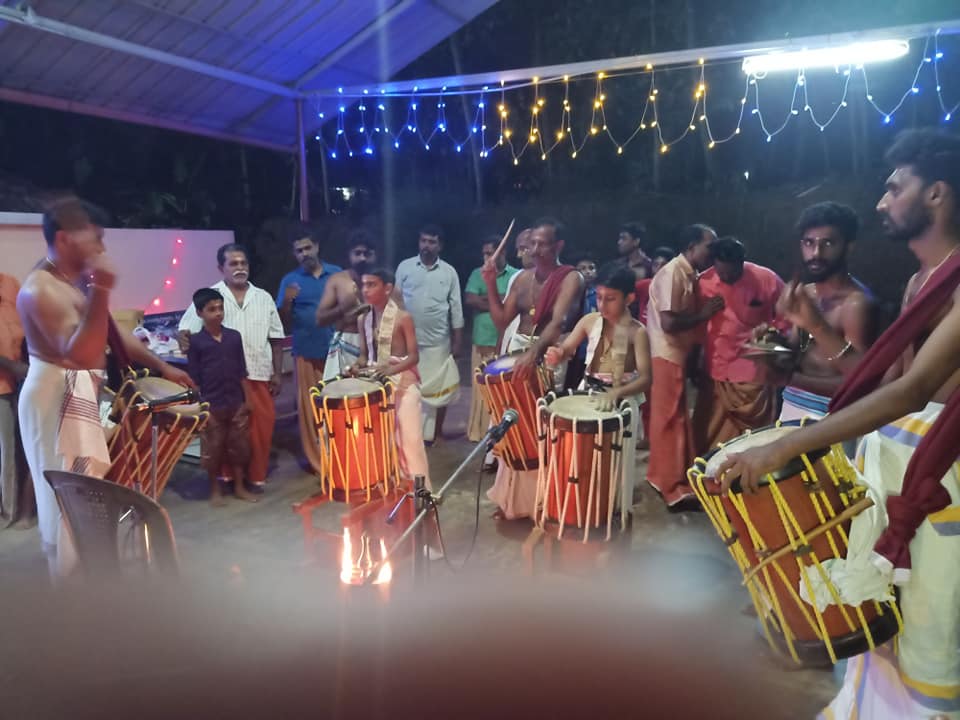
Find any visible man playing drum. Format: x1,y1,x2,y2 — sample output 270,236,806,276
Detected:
481,218,584,519
353,269,430,491
716,129,960,719
545,265,651,507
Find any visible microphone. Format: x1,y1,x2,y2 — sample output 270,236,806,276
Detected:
488,408,519,443
135,388,199,411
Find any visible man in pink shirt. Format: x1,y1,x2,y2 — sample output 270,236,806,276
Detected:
646,224,722,509
692,237,785,455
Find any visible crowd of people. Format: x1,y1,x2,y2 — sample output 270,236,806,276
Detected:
2,127,960,717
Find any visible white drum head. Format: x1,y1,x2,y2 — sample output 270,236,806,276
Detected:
320,377,382,399
548,393,623,421
704,425,799,477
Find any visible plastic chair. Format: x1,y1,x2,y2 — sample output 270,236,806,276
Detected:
44,470,180,578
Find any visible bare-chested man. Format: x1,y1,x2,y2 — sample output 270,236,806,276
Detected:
315,231,377,380
716,128,960,719
761,202,879,420
17,197,193,572
353,268,429,489
481,217,584,519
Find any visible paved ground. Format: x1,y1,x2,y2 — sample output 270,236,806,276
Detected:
0,375,840,717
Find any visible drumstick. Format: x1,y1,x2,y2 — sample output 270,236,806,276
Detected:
741,496,874,585
489,219,516,263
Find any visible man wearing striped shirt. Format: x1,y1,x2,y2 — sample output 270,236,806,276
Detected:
178,243,284,487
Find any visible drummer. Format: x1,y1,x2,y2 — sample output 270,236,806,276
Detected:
545,266,650,501
351,269,431,491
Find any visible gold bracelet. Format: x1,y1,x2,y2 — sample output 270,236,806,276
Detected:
825,340,853,363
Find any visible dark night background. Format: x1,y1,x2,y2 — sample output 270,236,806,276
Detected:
1,0,958,314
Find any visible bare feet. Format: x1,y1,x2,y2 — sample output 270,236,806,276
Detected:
234,487,260,503
491,508,506,520
210,491,227,508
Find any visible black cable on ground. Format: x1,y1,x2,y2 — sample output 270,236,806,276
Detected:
429,450,487,573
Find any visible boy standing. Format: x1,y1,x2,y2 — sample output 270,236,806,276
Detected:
187,288,256,506
545,267,651,505
353,269,430,489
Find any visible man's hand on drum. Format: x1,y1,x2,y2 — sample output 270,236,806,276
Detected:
713,443,788,495
513,348,538,381
543,345,565,368
596,388,620,412
161,363,197,390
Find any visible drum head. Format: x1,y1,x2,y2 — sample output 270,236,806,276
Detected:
543,392,628,433
481,354,519,376
548,394,621,421
133,376,203,416
702,421,831,490
320,377,383,399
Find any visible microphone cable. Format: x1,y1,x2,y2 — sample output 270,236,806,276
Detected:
427,446,487,573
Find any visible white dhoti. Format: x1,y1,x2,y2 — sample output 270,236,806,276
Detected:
391,365,431,491
779,385,829,421
417,344,461,442
486,332,539,519
816,401,960,719
323,331,361,381
19,358,111,572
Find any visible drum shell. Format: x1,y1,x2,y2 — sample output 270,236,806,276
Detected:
312,377,397,499
475,354,550,471
538,393,630,530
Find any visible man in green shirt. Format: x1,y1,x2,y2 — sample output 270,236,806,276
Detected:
465,235,519,445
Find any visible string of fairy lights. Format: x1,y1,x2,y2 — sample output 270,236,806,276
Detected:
311,31,959,162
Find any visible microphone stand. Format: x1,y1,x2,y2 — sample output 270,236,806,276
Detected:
373,425,504,587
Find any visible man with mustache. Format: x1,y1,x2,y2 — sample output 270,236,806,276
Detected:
766,202,880,420
715,127,960,720
178,243,284,488
314,231,378,380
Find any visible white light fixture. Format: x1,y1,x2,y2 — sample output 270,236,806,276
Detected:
742,39,909,75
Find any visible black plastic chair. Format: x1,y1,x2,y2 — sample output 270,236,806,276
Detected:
44,470,180,578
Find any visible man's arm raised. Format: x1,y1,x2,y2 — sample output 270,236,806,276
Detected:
482,260,519,331
717,288,960,493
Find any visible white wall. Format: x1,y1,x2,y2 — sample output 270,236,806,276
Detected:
0,213,234,313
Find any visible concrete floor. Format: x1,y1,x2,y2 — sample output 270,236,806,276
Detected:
0,377,840,718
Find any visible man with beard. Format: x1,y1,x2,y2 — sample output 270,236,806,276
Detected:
394,224,464,444
277,227,341,475
178,244,284,488
715,128,960,719
482,217,584,519
314,231,378,380
617,221,653,280
763,202,879,421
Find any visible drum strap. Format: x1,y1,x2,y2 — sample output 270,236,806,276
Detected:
584,313,630,386
366,299,400,363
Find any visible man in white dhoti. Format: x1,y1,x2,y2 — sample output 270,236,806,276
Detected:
394,225,463,444
354,269,430,490
315,231,378,381
545,266,651,522
715,129,960,719
17,197,193,575
482,218,584,519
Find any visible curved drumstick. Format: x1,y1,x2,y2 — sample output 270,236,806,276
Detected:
489,218,516,263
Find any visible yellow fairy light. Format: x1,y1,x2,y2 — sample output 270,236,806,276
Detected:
698,58,705,65
689,124,696,131
594,100,601,109
532,106,539,115
708,141,716,149
650,120,658,127
616,146,623,155
537,98,545,107
504,129,513,138
649,95,656,102
660,144,669,154
640,122,647,130
698,83,706,93
529,133,537,142
653,88,659,95
598,71,606,79
541,153,547,160
563,74,570,81
699,114,706,121
599,93,606,102
735,127,741,134
501,110,508,118
645,63,653,70
533,76,539,83
556,129,564,140
498,104,505,112
513,158,519,166
590,126,599,135
571,151,577,158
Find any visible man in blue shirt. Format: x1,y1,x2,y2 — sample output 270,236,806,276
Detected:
277,227,341,475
